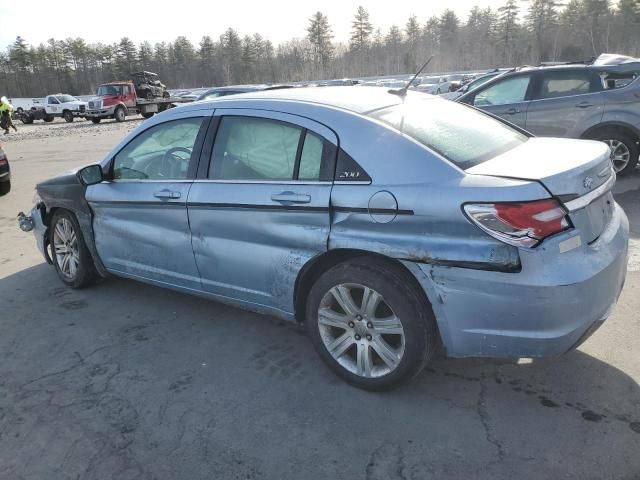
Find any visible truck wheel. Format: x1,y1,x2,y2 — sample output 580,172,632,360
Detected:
0,180,10,196
114,107,126,123
21,114,33,124
63,110,74,123
163,91,170,98
142,112,155,119
90,118,101,124
44,115,54,123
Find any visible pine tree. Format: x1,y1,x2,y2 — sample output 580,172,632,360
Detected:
350,6,374,52
306,11,334,74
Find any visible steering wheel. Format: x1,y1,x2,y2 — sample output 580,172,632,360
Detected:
146,146,192,178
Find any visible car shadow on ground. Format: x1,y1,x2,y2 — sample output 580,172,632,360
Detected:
2,263,639,479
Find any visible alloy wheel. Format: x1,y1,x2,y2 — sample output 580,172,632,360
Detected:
317,283,405,378
605,139,631,173
52,217,79,279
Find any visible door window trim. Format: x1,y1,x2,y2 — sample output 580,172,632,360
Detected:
106,115,211,182
201,109,339,184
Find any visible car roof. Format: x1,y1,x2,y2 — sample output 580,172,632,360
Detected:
194,86,408,114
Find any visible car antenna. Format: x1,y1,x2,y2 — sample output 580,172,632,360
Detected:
389,55,435,98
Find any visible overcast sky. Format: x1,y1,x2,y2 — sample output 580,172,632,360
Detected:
1,0,511,50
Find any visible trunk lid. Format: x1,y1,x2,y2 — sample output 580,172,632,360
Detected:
467,138,615,244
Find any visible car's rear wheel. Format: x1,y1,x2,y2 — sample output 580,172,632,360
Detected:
44,115,54,123
50,210,96,288
306,257,437,390
90,117,101,124
592,131,639,176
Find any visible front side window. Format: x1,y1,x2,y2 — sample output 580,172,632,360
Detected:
57,94,77,103
537,70,596,99
369,97,528,169
473,75,531,106
210,116,333,181
48,97,60,105
113,118,204,180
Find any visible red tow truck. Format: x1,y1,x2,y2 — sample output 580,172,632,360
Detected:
85,81,192,123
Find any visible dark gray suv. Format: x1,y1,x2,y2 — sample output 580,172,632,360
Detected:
458,54,640,175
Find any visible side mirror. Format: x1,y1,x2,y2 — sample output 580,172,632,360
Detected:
78,164,103,186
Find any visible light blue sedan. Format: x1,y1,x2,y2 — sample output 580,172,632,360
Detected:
19,87,629,390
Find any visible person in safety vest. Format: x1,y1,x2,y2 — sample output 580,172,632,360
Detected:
0,97,18,134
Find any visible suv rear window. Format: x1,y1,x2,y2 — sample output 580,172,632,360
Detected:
537,70,598,99
368,98,528,169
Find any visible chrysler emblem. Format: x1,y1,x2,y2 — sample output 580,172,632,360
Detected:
583,176,594,189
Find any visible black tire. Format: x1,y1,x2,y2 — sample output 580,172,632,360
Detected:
305,257,437,391
49,210,96,289
142,112,154,119
63,110,74,123
114,106,126,122
44,115,54,123
16,107,23,114
590,130,639,176
0,181,10,196
21,114,33,124
91,117,101,124
163,90,170,98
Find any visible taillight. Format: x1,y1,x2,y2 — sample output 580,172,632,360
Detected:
464,199,570,248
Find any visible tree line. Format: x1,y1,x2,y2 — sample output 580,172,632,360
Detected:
1,0,639,98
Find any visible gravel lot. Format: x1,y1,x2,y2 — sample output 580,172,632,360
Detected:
0,121,639,480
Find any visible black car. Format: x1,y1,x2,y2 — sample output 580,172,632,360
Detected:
0,145,11,196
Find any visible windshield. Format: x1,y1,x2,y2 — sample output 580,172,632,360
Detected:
368,97,528,169
97,85,123,96
57,94,78,103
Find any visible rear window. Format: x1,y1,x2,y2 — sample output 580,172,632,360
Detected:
368,98,528,169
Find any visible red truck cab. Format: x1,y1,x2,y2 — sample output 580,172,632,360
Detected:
85,82,137,123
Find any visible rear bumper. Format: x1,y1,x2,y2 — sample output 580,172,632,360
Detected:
411,203,629,358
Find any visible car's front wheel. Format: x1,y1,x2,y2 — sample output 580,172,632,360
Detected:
306,257,437,390
50,210,96,288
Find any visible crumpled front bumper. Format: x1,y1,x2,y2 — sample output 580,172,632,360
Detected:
17,206,51,264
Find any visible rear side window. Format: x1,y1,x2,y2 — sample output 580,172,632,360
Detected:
369,98,528,170
537,70,598,99
210,116,335,181
473,75,531,106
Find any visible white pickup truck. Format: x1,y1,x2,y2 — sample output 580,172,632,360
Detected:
43,94,88,122
18,94,88,124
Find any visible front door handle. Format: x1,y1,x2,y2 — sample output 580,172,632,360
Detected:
504,108,521,115
271,192,311,204
576,101,594,108
153,189,181,199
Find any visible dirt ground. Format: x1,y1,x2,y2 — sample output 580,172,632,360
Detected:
0,118,639,480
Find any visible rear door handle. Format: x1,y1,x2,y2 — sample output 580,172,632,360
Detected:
504,108,521,115
271,192,311,204
153,189,181,199
576,101,594,108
